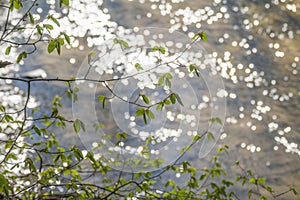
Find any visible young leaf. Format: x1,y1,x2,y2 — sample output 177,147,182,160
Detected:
36,25,43,35
143,112,147,124
48,39,56,53
73,119,81,133
44,24,54,31
199,32,207,41
59,0,69,7
98,95,106,109
48,15,60,27
193,135,202,142
164,73,172,80
152,46,159,51
135,108,144,117
165,78,171,88
73,119,85,134
140,94,150,104
116,132,127,140
158,76,164,86
88,51,97,64
16,52,27,63
170,93,176,104
29,13,35,24
5,46,11,55
156,102,164,111
207,132,215,141
159,46,166,54
145,109,155,119
215,117,222,125
63,33,71,45
135,63,143,71
113,38,129,48
174,93,184,106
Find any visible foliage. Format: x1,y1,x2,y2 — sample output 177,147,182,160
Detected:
0,1,299,199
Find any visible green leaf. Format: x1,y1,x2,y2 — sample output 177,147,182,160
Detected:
44,24,54,31
5,46,11,55
16,52,27,63
33,125,41,136
116,132,127,140
156,102,164,111
73,119,85,134
0,104,5,112
192,32,207,41
13,0,22,9
158,76,164,86
0,174,10,197
36,25,43,35
48,15,60,27
135,108,144,117
98,95,106,109
151,46,159,51
199,32,207,41
113,38,129,48
249,178,256,184
140,94,150,104
145,109,155,119
193,135,202,142
215,117,222,125
174,93,184,106
165,78,171,88
29,13,34,24
88,51,97,64
164,73,172,80
207,132,215,141
48,39,56,53
189,64,200,77
63,33,71,45
170,93,176,104
59,0,69,7
152,46,166,54
135,63,143,71
143,112,147,124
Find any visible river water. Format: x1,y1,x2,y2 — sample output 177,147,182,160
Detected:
1,0,300,198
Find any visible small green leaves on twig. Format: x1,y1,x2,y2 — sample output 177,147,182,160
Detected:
139,94,150,104
48,38,64,55
158,73,173,88
113,38,129,48
193,135,202,142
192,31,208,41
73,119,86,134
135,108,155,124
47,15,60,27
170,93,184,106
209,117,222,125
189,64,200,77
152,46,166,54
10,0,23,10
116,132,127,140
0,174,10,197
